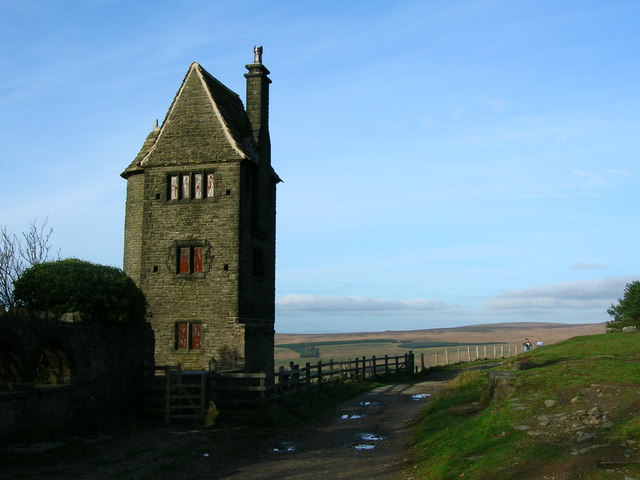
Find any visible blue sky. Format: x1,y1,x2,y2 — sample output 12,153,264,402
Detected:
1,0,638,333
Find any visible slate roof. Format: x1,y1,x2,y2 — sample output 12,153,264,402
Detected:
122,62,254,178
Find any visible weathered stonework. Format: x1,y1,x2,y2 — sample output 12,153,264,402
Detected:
122,52,279,373
0,310,154,436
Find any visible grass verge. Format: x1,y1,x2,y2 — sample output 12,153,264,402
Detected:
410,333,640,480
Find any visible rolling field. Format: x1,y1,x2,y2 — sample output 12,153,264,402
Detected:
274,321,606,368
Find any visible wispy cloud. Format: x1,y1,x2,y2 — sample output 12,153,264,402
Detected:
277,294,447,313
572,170,603,184
570,263,608,270
483,276,636,310
609,169,631,176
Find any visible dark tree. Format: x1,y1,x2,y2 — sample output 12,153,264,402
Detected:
607,281,640,331
13,258,148,325
0,218,57,309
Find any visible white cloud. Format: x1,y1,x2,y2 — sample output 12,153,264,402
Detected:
609,169,631,176
570,263,608,270
572,170,603,184
483,276,637,311
277,294,447,313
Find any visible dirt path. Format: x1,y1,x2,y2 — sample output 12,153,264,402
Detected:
2,375,454,480
214,379,450,480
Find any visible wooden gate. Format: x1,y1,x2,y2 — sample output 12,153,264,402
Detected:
144,366,207,423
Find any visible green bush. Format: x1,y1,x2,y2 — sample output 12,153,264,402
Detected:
13,258,148,325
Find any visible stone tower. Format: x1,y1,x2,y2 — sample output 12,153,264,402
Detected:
121,48,280,373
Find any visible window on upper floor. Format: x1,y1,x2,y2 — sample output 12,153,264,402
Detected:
168,172,216,201
177,246,204,274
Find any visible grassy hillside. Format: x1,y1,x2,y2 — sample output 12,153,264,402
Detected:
409,333,640,480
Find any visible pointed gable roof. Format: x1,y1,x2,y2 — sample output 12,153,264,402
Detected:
122,62,253,178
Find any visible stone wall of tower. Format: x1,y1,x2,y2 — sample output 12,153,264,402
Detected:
137,162,247,371
122,59,277,373
237,162,277,373
123,173,145,286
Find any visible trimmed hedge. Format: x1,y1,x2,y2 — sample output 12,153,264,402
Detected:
13,258,148,325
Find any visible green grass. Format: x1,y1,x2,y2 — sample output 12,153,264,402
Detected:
410,333,640,480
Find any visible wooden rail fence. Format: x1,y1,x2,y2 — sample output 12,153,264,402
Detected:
417,343,527,370
144,344,529,422
144,366,207,423
211,352,414,406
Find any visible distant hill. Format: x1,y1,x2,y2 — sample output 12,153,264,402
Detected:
276,322,606,346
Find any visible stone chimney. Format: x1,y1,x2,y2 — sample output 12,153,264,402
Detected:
244,45,271,164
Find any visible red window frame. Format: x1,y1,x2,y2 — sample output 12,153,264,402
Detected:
176,323,202,351
177,246,204,274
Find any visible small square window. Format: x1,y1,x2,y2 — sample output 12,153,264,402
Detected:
181,175,190,199
191,324,202,349
177,246,205,274
176,323,202,351
179,247,191,274
177,323,189,350
170,176,179,200
193,247,203,273
207,173,215,198
194,174,203,199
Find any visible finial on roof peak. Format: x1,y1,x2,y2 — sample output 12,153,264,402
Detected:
253,45,263,64
154,119,159,128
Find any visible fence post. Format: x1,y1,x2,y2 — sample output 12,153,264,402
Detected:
363,356,367,379
476,346,479,361
500,345,504,358
493,345,496,359
420,353,425,372
164,367,171,424
445,349,449,365
200,373,207,420
408,351,415,373
484,346,487,359
317,359,323,384
330,359,334,381
277,365,285,390
372,355,377,376
260,374,266,399
384,354,389,375
435,351,438,366
305,362,311,384
457,348,460,364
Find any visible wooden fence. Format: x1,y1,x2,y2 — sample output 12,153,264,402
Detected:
143,344,528,421
144,366,207,423
416,343,526,370
210,352,414,407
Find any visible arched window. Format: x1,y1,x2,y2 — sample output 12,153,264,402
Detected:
35,342,72,385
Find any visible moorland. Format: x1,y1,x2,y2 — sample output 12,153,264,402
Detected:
275,321,606,367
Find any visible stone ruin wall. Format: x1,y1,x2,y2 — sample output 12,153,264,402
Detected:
0,309,154,436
